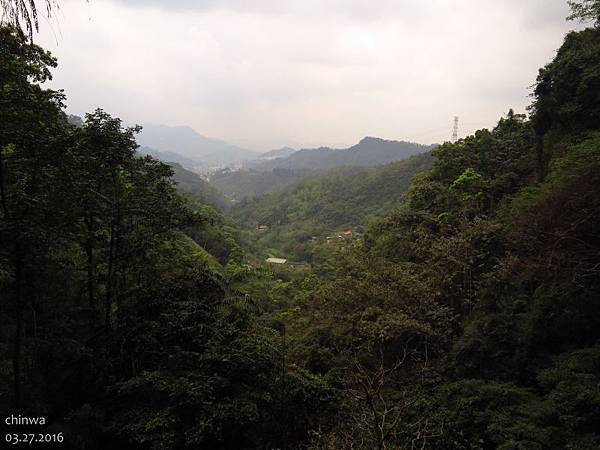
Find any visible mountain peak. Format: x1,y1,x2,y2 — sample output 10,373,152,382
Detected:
136,123,259,166
358,136,394,145
246,137,433,171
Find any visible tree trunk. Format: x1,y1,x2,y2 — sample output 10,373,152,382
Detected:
85,236,95,309
0,150,9,219
105,221,115,330
105,198,122,330
12,242,24,408
536,135,545,182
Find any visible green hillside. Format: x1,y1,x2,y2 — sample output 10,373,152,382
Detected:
232,152,433,261
274,22,600,448
210,167,316,201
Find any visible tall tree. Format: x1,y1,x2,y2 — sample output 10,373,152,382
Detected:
0,25,67,407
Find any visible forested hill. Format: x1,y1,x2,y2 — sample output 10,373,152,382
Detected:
211,138,434,201
210,167,316,201
245,136,434,171
138,145,203,171
278,23,600,448
232,152,433,260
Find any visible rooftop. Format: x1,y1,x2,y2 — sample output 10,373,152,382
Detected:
266,257,287,264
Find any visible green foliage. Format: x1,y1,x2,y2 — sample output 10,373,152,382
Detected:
433,380,555,450
450,167,483,192
284,24,600,447
531,27,600,140
233,153,433,262
568,0,600,25
0,25,332,449
538,346,600,446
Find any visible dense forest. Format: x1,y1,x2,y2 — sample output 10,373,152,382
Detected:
1,1,600,449
210,167,316,202
233,153,433,263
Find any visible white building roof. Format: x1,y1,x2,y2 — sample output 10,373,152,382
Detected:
266,257,287,264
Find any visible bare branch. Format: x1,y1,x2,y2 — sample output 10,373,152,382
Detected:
0,0,59,40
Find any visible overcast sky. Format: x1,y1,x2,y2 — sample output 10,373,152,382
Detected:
37,0,579,151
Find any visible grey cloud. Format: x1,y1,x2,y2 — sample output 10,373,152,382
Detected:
113,0,570,26
113,0,429,22
41,0,580,150
114,0,285,13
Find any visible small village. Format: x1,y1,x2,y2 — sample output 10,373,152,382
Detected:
256,223,362,268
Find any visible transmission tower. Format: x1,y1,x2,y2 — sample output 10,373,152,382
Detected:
452,116,459,143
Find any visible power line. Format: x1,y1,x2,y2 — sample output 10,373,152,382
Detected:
452,116,459,143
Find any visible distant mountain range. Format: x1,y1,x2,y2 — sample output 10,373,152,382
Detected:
244,137,435,171
71,117,435,175
138,146,204,170
136,124,259,167
136,124,435,177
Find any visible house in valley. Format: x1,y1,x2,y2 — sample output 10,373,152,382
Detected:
266,257,287,264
